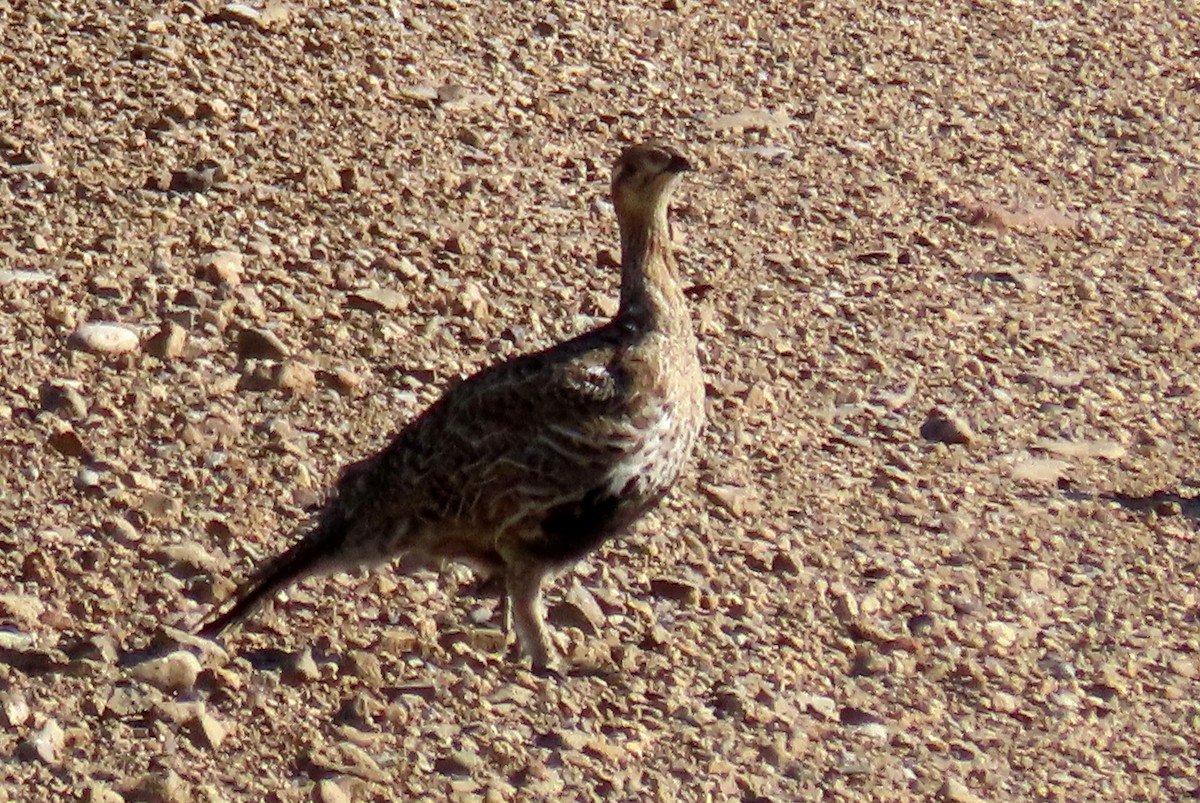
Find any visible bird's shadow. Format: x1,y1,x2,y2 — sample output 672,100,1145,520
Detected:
238,646,300,671
1057,482,1200,521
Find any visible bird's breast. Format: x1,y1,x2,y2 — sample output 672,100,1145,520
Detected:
607,386,701,502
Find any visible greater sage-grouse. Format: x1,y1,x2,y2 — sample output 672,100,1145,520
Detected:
198,143,705,671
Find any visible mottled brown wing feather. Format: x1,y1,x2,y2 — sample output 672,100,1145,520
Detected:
351,322,642,531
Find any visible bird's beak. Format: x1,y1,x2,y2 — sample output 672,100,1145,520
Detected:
665,153,691,174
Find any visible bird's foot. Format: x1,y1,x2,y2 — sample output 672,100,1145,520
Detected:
531,661,566,680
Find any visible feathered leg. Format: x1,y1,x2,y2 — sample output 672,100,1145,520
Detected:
505,563,552,671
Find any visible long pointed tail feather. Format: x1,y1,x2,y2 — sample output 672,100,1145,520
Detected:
197,513,348,639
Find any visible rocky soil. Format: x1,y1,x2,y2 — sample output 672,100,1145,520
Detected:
1,0,1198,800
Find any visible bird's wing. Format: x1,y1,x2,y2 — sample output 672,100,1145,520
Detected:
346,324,645,526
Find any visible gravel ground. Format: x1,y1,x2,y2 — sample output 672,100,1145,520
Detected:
1,1,1198,800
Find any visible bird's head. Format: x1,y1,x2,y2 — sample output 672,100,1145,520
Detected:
610,143,691,222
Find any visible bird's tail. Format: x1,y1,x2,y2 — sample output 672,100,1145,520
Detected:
196,507,350,639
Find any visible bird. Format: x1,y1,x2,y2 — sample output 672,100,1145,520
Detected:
197,142,706,672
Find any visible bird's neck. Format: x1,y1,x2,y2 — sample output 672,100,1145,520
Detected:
617,205,686,329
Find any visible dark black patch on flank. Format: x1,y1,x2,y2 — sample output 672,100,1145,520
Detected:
531,486,626,565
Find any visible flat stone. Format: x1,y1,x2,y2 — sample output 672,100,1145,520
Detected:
0,269,52,285
348,287,408,312
648,577,700,606
708,109,793,131
237,327,289,361
1011,458,1070,483
219,3,261,23
1033,439,1127,460
700,483,764,516
68,323,140,355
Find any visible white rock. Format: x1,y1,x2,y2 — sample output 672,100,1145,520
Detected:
2,690,30,727
68,322,140,355
220,3,261,22
0,269,52,285
804,693,839,721
708,109,793,131
30,718,65,763
985,620,1019,649
1033,438,1127,460
131,650,202,691
1011,457,1070,483
317,779,351,803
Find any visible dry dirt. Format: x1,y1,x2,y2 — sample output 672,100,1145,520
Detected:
1,1,1199,801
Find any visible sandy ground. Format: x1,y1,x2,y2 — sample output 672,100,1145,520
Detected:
1,0,1198,800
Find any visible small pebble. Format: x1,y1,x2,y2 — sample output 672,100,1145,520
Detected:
272,361,317,395
29,718,65,764
74,467,103,492
85,784,125,803
237,327,289,361
200,251,244,285
940,777,987,803
2,691,30,727
648,577,700,605
920,407,975,445
131,650,202,692
286,648,321,684
145,322,187,359
984,621,1019,649
316,779,351,803
39,381,88,419
186,710,228,750
133,770,187,803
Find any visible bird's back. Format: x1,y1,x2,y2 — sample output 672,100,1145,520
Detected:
332,311,703,568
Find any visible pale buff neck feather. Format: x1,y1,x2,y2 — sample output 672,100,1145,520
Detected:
617,200,686,330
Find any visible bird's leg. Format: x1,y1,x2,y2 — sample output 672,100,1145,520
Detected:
505,564,553,672
499,584,511,633
457,563,508,638
499,588,529,664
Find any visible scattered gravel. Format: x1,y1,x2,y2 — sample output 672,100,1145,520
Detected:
2,0,1198,800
